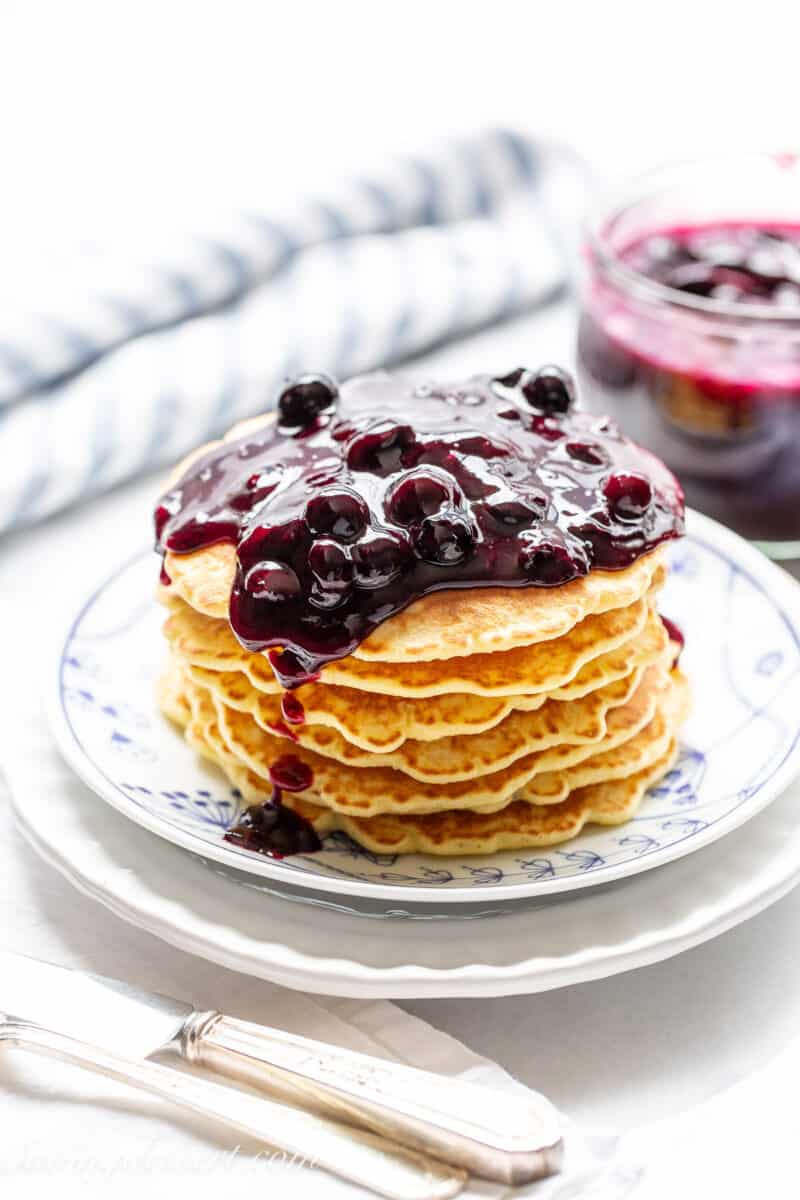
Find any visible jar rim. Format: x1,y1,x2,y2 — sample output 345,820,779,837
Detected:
586,151,800,326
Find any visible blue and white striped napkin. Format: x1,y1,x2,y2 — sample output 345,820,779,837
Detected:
0,129,586,535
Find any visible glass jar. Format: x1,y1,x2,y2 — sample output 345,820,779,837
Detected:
577,154,800,565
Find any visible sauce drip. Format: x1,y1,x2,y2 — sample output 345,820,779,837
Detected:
223,795,321,858
223,756,319,857
661,615,685,664
280,693,306,725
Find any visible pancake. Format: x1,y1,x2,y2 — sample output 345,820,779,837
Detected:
162,574,663,699
164,539,665,662
175,661,675,817
518,667,689,803
197,663,645,784
164,667,685,854
181,606,669,753
332,745,681,855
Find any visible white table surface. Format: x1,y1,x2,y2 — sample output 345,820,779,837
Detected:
3,299,800,1189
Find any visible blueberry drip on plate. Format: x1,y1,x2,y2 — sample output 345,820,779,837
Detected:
155,369,684,685
223,756,320,857
223,799,321,858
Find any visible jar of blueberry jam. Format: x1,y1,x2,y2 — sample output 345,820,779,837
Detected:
577,155,800,567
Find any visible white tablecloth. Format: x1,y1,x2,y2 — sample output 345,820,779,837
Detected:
3,306,800,1198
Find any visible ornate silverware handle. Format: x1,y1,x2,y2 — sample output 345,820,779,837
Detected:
0,1019,464,1200
183,1012,563,1186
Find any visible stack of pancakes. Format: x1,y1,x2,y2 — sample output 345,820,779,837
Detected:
158,538,689,856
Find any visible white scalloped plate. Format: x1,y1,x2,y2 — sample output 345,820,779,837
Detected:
44,509,800,913
8,703,800,997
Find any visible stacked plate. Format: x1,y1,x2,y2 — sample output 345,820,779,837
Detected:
30,510,799,979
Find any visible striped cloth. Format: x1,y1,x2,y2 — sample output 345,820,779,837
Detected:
0,129,586,534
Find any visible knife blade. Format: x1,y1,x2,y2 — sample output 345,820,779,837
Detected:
0,951,192,1057
0,951,563,1185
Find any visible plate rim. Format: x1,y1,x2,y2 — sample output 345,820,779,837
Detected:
45,507,800,906
9,750,800,998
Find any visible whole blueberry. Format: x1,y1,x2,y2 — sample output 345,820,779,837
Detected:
305,488,368,542
308,538,354,608
346,422,417,474
384,468,457,526
518,535,583,585
414,511,476,566
244,561,301,602
603,472,653,521
521,365,576,415
277,373,339,430
351,531,412,589
237,519,306,571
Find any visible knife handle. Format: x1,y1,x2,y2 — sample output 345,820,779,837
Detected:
183,1012,562,1186
0,1019,464,1200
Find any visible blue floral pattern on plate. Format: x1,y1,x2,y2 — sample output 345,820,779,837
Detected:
50,522,800,903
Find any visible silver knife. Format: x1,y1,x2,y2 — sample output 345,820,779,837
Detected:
0,1014,464,1200
0,951,562,1185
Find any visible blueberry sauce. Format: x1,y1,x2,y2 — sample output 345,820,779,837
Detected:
661,615,685,663
266,719,299,743
623,224,800,308
156,369,684,686
578,223,800,543
269,754,313,791
223,756,320,857
223,795,321,857
280,693,306,725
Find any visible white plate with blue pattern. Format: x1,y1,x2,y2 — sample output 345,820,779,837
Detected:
46,509,800,914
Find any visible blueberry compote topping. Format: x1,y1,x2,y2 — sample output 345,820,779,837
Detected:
156,370,684,687
623,224,800,309
223,755,320,858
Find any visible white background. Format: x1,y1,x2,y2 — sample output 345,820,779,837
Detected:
3,1,800,1194
4,0,800,233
